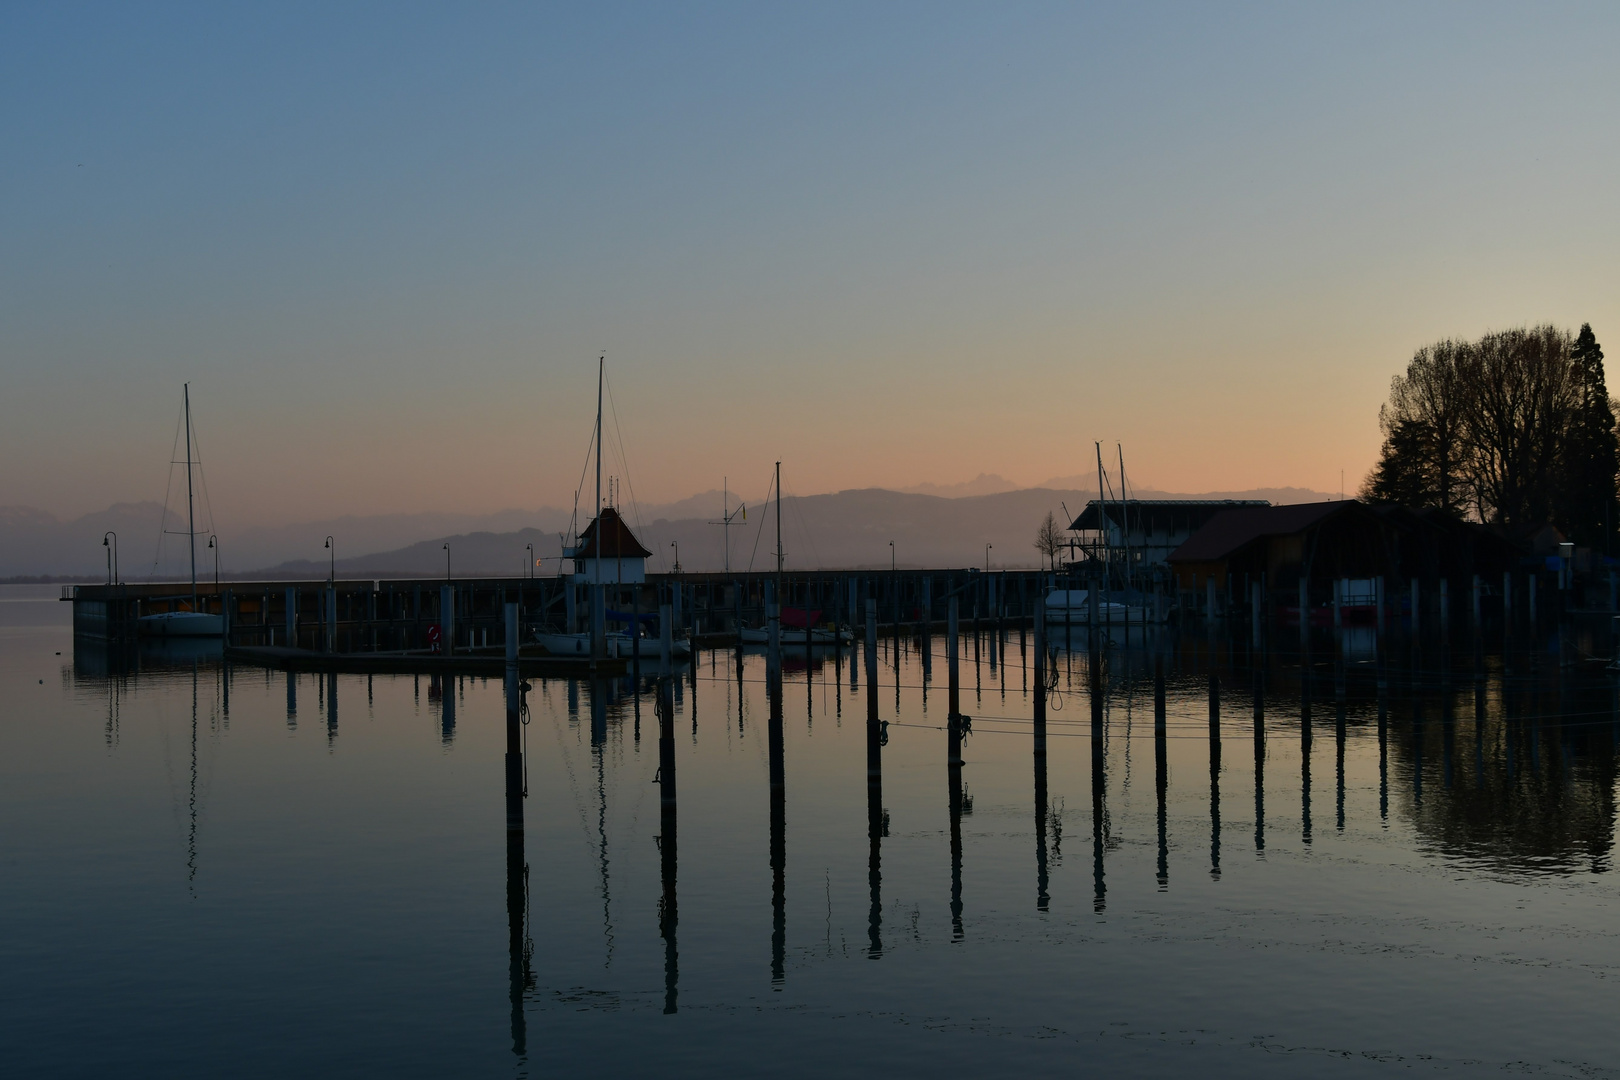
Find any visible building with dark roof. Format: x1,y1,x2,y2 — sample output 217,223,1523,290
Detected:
564,507,652,584
1067,499,1270,569
1166,500,1527,617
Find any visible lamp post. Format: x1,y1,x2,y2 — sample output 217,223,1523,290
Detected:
526,543,534,580
985,543,992,574
102,531,118,585
324,536,334,584
670,541,681,574
208,535,220,593
443,543,451,582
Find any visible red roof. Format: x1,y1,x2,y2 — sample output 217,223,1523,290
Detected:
1167,501,1352,563
575,507,653,560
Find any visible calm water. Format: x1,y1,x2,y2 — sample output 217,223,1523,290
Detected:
4,584,1620,1077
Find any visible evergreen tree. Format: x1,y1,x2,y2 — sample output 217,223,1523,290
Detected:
1554,324,1619,551
1362,413,1438,506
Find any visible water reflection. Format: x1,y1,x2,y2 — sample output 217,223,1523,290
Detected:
49,613,1620,1075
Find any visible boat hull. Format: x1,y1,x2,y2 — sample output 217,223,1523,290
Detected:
138,611,224,638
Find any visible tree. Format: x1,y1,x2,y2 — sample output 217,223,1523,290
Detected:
1365,339,1472,513
1361,413,1436,505
1554,323,1618,551
1034,510,1063,571
1459,325,1574,527
1361,324,1609,534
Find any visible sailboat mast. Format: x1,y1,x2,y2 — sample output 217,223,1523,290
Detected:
723,477,730,574
595,356,604,528
774,461,783,589
1094,441,1105,589
184,383,197,607
1117,443,1131,594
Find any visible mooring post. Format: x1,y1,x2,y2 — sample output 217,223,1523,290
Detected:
443,584,458,657
1439,578,1450,633
1033,595,1047,738
1471,574,1481,625
865,597,879,722
767,581,781,678
1250,579,1262,647
1298,577,1309,643
1207,576,1218,622
1529,573,1538,624
1503,571,1513,624
1410,577,1420,636
660,602,674,668
504,604,524,824
1375,575,1385,637
285,586,298,649
1331,578,1342,634
947,597,962,766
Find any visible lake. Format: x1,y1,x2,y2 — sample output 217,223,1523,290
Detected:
3,584,1618,1077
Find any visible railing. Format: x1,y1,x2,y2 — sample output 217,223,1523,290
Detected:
60,585,77,600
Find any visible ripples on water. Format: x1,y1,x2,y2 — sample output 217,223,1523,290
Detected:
3,584,1619,1077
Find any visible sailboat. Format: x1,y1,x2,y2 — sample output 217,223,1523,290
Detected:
737,462,851,645
534,359,683,659
139,385,224,638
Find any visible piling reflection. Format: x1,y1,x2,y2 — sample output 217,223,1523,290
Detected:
1253,668,1266,852
656,677,678,1013
503,662,531,1057
1154,658,1168,889
768,652,786,987
326,670,338,746
1090,652,1106,913
1208,673,1221,880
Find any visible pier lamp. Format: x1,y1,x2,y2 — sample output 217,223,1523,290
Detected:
889,540,895,574
671,541,681,574
102,531,117,585
325,536,334,584
443,543,451,582
986,543,992,574
526,543,534,580
208,535,219,593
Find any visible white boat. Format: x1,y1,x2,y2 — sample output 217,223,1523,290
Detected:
139,384,223,639
534,630,629,658
138,610,225,637
1042,589,1158,624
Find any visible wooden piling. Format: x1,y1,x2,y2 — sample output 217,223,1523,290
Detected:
947,596,962,766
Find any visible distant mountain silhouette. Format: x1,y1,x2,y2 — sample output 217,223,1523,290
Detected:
3,484,1334,578
244,484,1337,578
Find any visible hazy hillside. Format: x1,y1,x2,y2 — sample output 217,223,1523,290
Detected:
247,485,1336,579
3,484,1334,578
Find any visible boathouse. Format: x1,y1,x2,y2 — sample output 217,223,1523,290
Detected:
565,508,652,585
1067,499,1270,569
1166,501,1398,607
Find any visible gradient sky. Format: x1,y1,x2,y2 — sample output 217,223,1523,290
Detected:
5,3,1618,526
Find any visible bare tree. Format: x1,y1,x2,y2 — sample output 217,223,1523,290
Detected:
1035,510,1063,571
1460,325,1575,526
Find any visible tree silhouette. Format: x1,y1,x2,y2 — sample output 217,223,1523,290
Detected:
1034,511,1063,572
1363,324,1617,541
1554,324,1618,552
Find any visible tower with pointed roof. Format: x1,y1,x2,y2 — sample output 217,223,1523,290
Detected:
564,507,652,585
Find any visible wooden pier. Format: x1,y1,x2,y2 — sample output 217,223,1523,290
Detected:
65,568,1058,654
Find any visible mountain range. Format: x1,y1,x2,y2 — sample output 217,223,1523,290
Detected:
0,485,1334,580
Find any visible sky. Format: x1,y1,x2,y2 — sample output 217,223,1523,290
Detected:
4,2,1618,526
